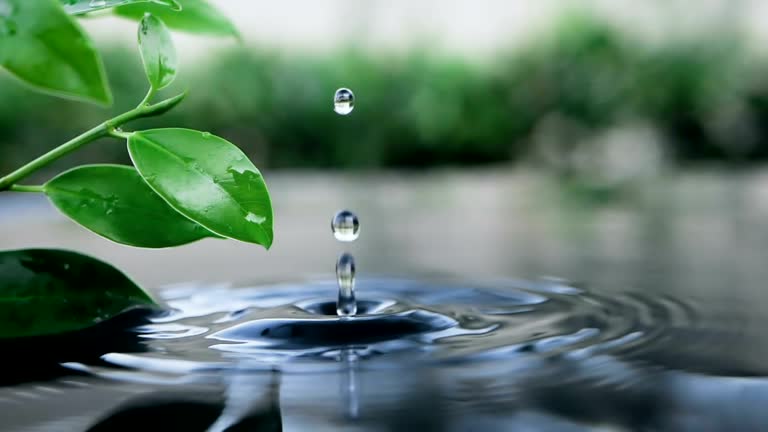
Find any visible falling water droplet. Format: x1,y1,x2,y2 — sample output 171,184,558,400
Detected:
331,210,359,242
336,253,356,317
333,88,355,115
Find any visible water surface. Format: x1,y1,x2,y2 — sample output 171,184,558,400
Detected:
2,169,768,430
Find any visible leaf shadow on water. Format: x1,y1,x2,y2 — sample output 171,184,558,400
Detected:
0,307,153,386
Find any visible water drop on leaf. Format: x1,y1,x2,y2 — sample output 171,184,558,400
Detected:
246,212,266,224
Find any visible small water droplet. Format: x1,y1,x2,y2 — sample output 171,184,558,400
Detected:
331,210,359,242
336,253,356,317
202,132,211,138
245,212,266,224
89,0,107,7
333,88,355,115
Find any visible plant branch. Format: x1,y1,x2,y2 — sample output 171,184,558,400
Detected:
9,185,44,193
0,91,187,192
0,122,107,192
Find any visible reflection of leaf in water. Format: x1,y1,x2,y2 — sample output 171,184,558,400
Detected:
86,395,223,432
0,307,151,386
86,373,282,432
208,371,282,432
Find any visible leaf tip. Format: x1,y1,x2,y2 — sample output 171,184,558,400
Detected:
96,87,115,107
262,235,273,250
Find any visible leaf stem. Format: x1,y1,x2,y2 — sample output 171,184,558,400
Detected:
108,129,134,140
8,185,44,193
0,122,107,192
0,91,186,192
138,87,156,107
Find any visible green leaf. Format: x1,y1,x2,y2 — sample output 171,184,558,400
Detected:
60,0,179,15
127,128,273,248
114,0,238,37
138,14,177,90
44,164,217,248
0,0,112,105
0,248,155,338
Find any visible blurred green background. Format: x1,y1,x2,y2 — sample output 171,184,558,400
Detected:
5,1,768,288
2,5,768,186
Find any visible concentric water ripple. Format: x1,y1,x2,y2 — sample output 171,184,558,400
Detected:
95,277,707,376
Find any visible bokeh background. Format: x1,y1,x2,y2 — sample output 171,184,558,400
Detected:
3,0,768,297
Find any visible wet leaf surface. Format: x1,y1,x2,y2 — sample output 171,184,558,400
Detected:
0,249,155,338
128,128,273,248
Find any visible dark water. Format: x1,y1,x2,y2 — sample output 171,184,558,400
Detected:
4,170,768,431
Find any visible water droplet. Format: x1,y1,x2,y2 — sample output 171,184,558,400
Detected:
336,253,356,317
245,212,266,224
331,210,359,242
89,0,107,7
202,132,211,138
333,88,355,115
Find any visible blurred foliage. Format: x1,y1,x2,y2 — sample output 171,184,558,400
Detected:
2,13,768,176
